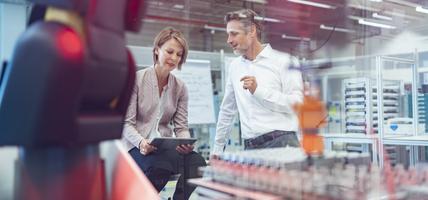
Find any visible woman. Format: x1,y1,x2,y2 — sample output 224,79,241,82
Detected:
122,27,206,200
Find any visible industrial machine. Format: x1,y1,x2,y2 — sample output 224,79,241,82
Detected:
0,1,157,199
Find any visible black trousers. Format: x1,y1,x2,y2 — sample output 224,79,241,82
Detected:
129,147,206,200
244,130,300,150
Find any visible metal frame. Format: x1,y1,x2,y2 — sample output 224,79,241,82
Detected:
322,52,428,168
323,134,379,163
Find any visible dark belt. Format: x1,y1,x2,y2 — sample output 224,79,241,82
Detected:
244,130,295,147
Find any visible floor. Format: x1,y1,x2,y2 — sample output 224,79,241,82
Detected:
159,180,198,200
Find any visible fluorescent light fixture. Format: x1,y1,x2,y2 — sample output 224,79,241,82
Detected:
254,16,282,23
281,34,311,41
173,4,184,9
320,24,355,33
348,3,422,20
416,6,428,14
141,18,158,23
245,0,267,4
287,0,335,9
388,0,419,8
204,25,226,32
358,19,396,29
372,13,392,21
348,15,363,21
369,0,382,2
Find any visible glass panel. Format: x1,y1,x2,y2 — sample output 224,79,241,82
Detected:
132,0,428,162
384,145,411,168
1,0,428,170
331,142,375,161
381,59,414,137
417,146,428,163
417,51,428,135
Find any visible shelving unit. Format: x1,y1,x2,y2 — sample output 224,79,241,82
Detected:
343,78,372,135
319,54,428,167
343,78,401,135
322,133,379,162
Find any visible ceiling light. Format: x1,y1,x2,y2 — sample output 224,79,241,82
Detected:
173,4,184,9
348,15,362,21
244,0,267,4
416,6,428,14
372,13,392,21
287,0,335,9
387,0,419,8
281,34,311,41
204,25,226,32
369,0,382,2
349,3,421,20
254,16,282,23
358,19,396,29
320,24,355,33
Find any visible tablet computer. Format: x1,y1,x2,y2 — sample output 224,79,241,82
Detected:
148,137,197,150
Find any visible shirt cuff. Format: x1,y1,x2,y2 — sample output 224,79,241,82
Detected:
211,145,224,156
137,138,144,149
253,86,268,100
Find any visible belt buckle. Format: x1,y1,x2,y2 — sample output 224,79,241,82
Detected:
252,136,263,146
266,132,275,141
245,139,253,147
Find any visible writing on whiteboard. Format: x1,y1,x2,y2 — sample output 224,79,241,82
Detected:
173,60,216,124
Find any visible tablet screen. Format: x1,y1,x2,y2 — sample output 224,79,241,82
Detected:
149,137,197,150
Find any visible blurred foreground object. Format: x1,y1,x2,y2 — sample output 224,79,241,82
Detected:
0,1,158,199
196,148,428,199
294,82,327,155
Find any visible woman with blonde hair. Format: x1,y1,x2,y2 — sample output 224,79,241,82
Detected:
122,27,206,200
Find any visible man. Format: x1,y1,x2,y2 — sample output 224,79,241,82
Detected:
212,9,304,156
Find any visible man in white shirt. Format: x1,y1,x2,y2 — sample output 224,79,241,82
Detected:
212,9,304,156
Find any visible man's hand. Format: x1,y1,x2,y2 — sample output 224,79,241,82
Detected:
240,76,257,94
209,154,220,161
176,144,194,154
139,139,157,155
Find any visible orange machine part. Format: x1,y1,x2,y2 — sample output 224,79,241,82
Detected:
295,95,328,155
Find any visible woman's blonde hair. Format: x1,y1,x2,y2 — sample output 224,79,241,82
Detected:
152,27,188,70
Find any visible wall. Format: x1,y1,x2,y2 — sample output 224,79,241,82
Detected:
372,31,428,56
0,3,27,63
0,3,26,199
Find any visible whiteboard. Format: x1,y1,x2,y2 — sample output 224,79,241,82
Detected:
223,56,237,91
173,60,216,124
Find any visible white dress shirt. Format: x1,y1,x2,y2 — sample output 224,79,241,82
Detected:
212,44,303,155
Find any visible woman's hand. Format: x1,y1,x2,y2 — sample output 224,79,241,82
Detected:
176,144,194,154
139,139,157,155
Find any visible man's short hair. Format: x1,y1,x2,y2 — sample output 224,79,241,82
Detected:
224,9,262,40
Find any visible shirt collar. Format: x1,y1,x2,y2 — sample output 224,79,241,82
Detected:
240,43,272,62
257,44,273,59
150,66,170,90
